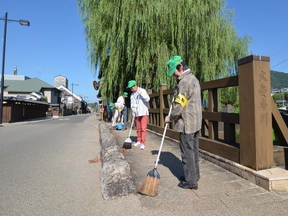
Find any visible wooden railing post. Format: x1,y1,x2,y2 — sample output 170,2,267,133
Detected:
159,84,167,128
208,88,218,140
238,54,273,170
147,89,152,124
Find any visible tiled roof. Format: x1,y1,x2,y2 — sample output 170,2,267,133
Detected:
4,78,55,93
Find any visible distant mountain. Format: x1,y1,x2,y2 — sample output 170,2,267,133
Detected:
271,70,288,89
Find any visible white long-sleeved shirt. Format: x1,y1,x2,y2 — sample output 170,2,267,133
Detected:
130,87,150,117
115,96,125,110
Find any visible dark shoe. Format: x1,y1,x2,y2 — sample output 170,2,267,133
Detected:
178,183,198,190
179,176,200,182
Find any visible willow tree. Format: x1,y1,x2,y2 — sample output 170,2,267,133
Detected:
78,0,251,100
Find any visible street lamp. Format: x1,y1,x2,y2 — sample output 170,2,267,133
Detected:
0,12,30,124
71,83,79,112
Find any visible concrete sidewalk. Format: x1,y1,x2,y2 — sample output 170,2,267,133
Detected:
106,119,288,215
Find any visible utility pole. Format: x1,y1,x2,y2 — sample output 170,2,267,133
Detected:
71,83,79,113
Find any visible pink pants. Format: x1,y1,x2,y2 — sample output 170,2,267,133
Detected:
135,115,148,144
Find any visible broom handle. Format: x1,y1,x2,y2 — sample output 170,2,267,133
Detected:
128,115,135,138
154,96,174,168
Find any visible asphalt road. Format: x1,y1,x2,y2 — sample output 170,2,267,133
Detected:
0,114,104,215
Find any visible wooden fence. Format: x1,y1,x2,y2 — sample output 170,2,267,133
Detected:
147,54,288,171
2,99,49,123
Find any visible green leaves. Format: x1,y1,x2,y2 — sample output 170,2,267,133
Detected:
78,0,250,100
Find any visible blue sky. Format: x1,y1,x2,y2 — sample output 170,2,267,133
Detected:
1,1,287,104
1,0,98,103
227,0,288,72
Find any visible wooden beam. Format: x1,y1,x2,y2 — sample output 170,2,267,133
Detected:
199,137,240,163
238,54,273,170
147,124,180,140
202,112,239,124
200,76,238,90
271,96,288,145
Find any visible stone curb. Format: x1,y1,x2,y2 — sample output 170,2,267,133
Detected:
99,122,135,199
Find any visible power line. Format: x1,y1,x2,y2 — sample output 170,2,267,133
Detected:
271,57,288,69
271,45,288,57
270,45,288,70
277,63,288,71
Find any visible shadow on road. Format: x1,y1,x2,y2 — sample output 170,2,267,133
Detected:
151,150,184,181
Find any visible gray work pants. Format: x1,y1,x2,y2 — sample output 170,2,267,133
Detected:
180,131,200,187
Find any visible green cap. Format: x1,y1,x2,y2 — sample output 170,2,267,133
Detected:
127,80,137,88
123,92,128,97
167,56,183,77
109,102,114,109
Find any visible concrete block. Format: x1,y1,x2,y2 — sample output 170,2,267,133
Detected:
255,176,270,191
99,122,135,199
241,171,256,184
271,179,288,192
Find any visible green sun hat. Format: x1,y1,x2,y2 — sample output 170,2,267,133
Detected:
167,56,183,77
123,92,128,97
109,102,114,109
127,80,137,88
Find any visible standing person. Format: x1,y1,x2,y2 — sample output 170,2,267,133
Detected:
115,92,128,130
121,92,128,130
109,102,116,127
165,56,202,190
127,80,150,150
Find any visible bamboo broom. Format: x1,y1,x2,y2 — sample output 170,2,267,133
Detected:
138,97,174,196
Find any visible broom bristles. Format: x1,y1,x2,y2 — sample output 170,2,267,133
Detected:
138,176,160,197
122,142,132,149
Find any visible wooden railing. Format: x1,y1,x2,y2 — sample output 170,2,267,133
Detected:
147,54,288,170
